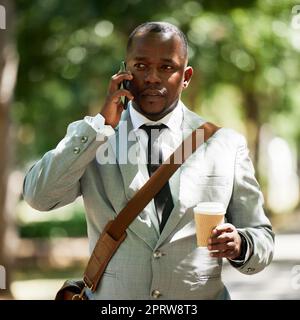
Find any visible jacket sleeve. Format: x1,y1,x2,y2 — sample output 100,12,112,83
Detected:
23,115,114,211
226,134,275,275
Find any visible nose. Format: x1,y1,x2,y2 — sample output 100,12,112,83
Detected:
144,67,161,84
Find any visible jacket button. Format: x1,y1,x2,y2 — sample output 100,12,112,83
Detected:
153,250,162,259
247,267,255,273
81,136,88,143
73,147,80,154
151,289,161,299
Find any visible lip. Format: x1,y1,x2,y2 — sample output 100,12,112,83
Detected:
141,89,165,97
142,95,164,102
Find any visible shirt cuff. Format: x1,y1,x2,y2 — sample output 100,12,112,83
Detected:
84,114,115,141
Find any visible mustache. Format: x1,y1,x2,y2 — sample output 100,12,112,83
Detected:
140,87,167,96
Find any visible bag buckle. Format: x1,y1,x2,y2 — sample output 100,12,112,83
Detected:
72,280,93,300
72,289,86,300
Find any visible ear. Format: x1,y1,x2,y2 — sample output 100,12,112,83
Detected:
183,66,193,89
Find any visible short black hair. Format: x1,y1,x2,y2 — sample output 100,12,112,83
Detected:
127,21,188,59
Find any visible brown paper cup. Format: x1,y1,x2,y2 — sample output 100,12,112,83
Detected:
193,202,225,247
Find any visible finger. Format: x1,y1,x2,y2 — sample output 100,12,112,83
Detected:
208,240,235,252
208,242,226,252
208,232,233,245
214,223,235,233
211,228,221,237
114,70,132,78
209,224,235,241
109,73,133,93
210,224,231,237
110,89,134,104
209,248,236,259
117,70,132,76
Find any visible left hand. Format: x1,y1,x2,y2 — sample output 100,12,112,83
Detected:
208,223,242,259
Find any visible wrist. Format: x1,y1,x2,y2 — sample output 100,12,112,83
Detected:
234,233,247,260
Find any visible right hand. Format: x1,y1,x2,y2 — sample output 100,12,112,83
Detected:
100,71,134,128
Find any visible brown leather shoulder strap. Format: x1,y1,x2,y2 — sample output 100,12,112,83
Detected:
83,121,220,292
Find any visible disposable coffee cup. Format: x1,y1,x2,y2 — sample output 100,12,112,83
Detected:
193,202,226,247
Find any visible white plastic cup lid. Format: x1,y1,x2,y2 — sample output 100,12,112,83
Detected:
193,202,225,215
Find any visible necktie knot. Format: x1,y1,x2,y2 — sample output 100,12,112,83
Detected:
139,124,167,137
139,124,167,171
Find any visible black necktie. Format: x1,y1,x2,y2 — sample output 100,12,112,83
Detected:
140,124,174,232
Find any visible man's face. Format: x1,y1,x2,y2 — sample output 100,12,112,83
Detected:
126,32,193,120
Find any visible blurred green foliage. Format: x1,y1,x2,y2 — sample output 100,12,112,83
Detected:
16,199,87,238
18,209,87,238
13,0,300,169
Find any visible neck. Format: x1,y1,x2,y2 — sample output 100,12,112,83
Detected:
132,99,179,121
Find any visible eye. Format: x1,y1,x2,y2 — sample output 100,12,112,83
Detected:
134,63,146,70
161,65,174,71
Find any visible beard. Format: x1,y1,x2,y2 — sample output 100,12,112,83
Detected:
131,97,179,121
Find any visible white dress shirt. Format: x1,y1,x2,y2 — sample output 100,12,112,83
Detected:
129,101,184,163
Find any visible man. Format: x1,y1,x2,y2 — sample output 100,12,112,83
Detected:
23,22,274,300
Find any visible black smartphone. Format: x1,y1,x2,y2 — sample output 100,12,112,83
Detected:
119,61,130,110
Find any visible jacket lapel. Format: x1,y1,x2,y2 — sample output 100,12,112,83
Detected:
114,111,139,201
110,110,159,249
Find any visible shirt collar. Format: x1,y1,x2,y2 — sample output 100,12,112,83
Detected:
129,100,183,133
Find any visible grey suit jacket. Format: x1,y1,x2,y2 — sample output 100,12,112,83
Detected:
23,102,274,300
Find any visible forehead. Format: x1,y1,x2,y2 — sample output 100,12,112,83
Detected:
127,32,186,64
